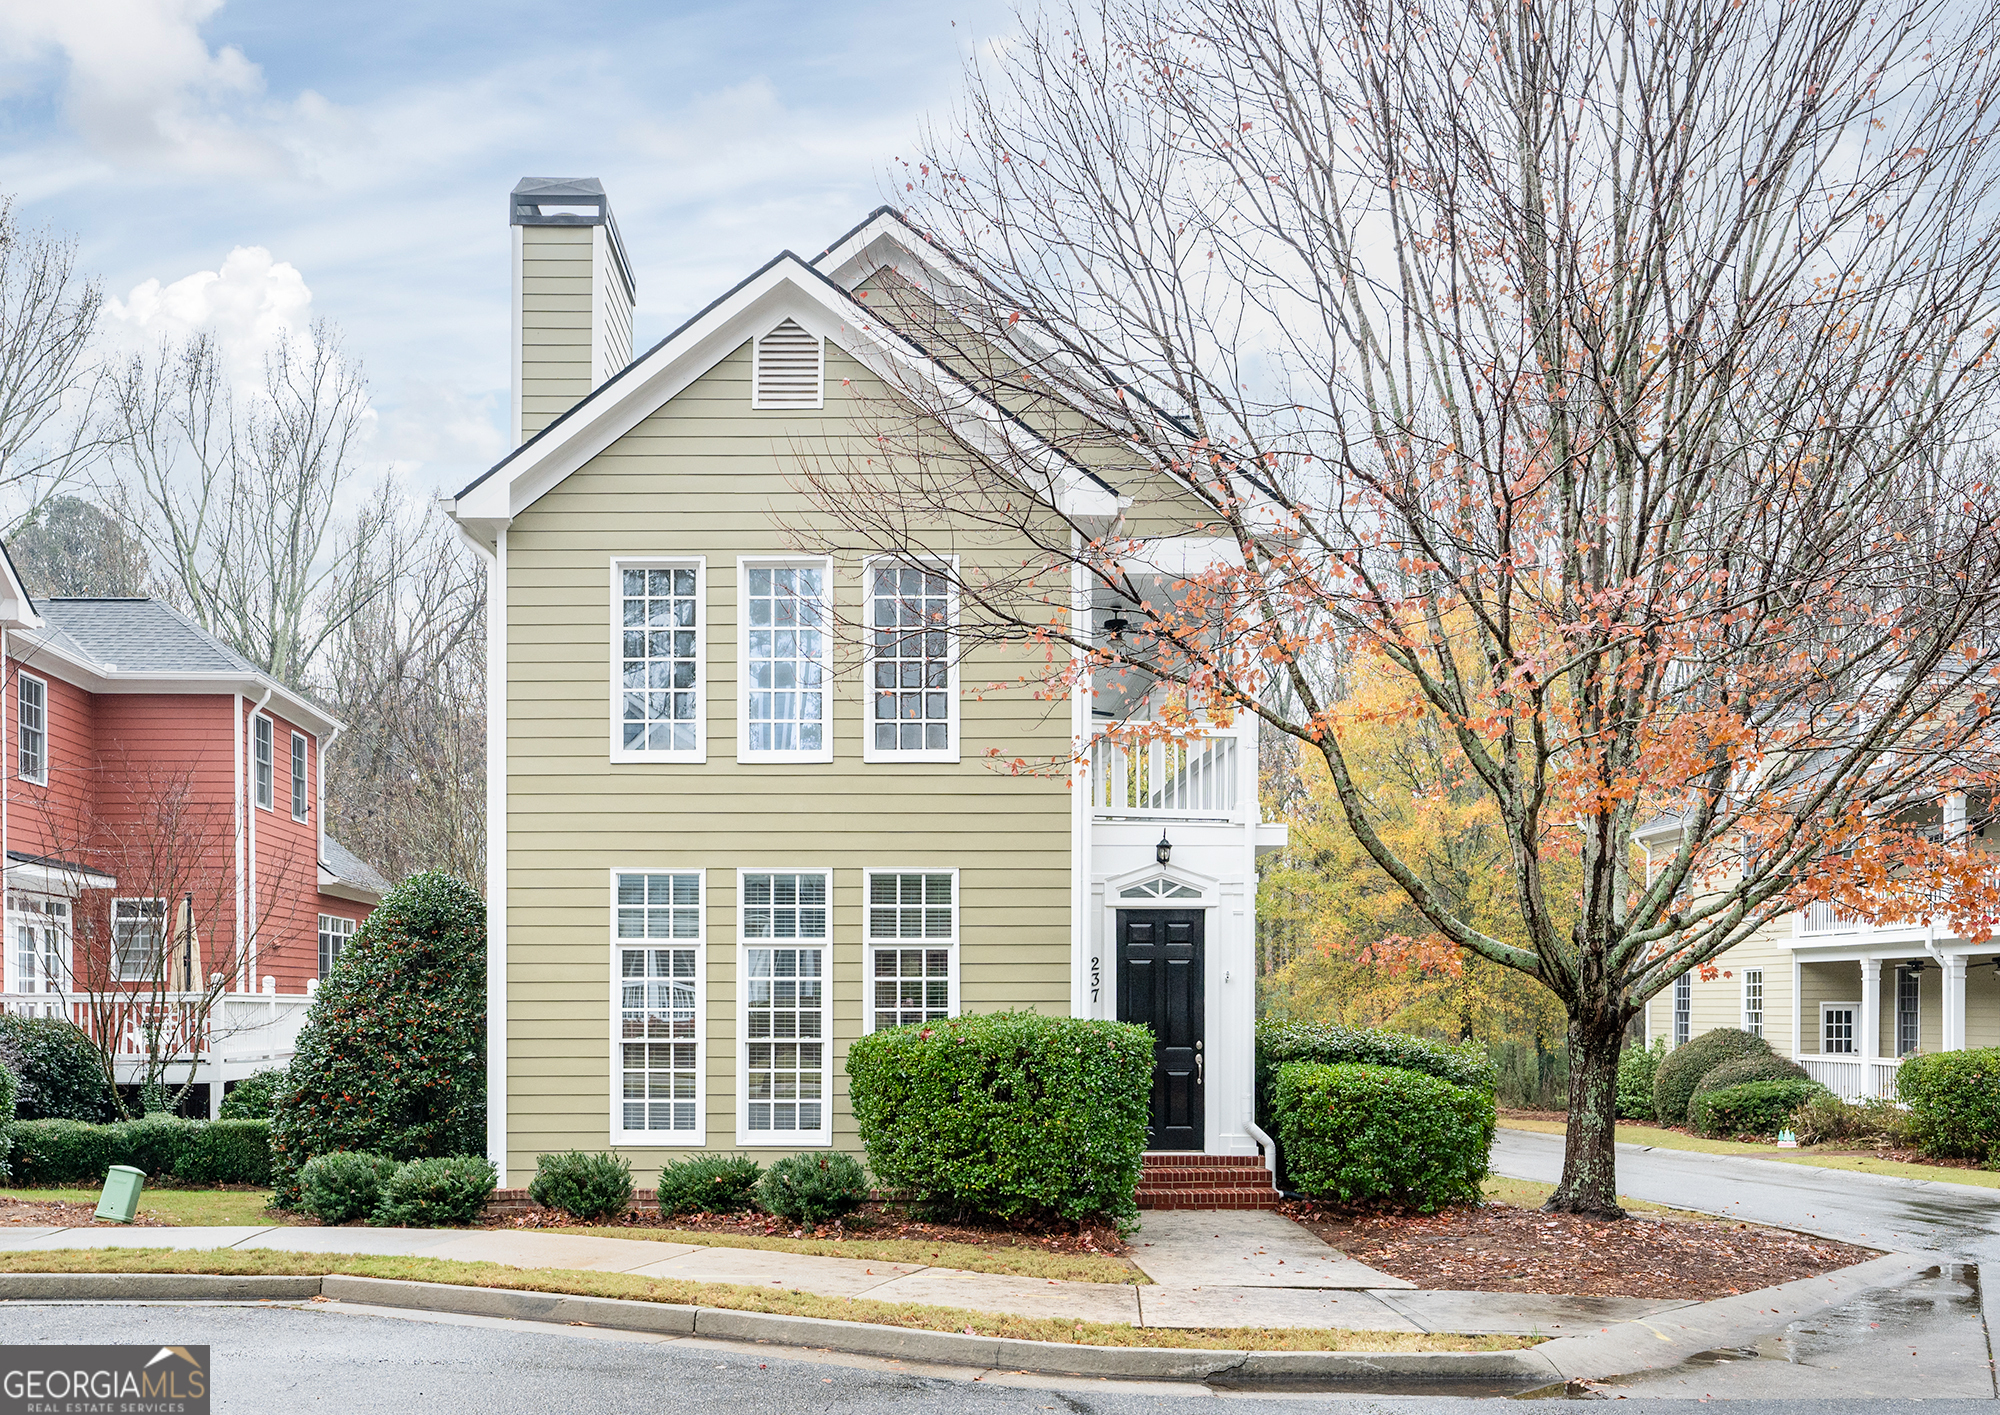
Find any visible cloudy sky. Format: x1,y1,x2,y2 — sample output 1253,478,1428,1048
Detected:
0,0,1010,493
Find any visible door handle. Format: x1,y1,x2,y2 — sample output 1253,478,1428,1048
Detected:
1195,1051,1203,1086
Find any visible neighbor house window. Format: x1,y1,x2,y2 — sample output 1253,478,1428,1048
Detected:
1897,966,1921,1057
9,895,67,995
1822,1003,1858,1055
1742,969,1764,1038
866,563,955,759
616,872,704,1140
253,715,273,810
16,673,46,785
1672,973,1692,1047
739,871,828,1140
291,733,309,819
866,870,956,1031
739,562,828,761
616,562,703,758
113,897,167,983
317,914,355,977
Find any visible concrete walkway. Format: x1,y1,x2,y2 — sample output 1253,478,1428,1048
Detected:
0,1208,1679,1337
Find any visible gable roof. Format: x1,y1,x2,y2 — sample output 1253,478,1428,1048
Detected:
320,834,391,903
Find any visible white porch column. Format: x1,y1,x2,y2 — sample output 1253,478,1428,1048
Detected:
1859,958,1882,1062
1943,956,1968,1052
1946,792,1969,840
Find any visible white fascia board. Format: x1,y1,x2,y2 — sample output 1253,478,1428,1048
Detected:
1118,536,1246,578
318,866,385,905
6,632,342,735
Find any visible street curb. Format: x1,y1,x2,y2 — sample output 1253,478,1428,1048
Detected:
321,1275,700,1336
0,1274,323,1302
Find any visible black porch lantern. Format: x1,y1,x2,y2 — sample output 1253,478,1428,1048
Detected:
1156,830,1173,865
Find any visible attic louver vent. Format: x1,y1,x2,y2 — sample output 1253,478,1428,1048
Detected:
753,319,824,409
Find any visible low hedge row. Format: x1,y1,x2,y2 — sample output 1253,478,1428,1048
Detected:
1271,1061,1493,1212
1687,1078,1829,1138
299,1150,495,1226
1898,1048,2000,1163
1256,1023,1498,1122
10,1116,272,1187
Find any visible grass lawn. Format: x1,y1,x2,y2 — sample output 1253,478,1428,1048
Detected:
564,1226,1144,1285
0,1247,1537,1352
0,1189,286,1227
1496,1118,2000,1191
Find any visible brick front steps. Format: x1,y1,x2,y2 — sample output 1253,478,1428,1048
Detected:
1136,1153,1282,1210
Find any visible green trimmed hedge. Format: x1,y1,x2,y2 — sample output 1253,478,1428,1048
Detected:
218,1070,285,1121
1898,1048,2000,1163
1256,1023,1497,1125
847,1012,1152,1223
757,1152,868,1225
373,1155,496,1226
0,1058,15,1183
1653,1028,1770,1124
9,1117,272,1186
1687,1079,1829,1138
1272,1062,1493,1211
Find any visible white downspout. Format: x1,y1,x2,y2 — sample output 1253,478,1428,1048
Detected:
232,693,243,990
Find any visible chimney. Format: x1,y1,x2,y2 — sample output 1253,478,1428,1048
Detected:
510,178,636,446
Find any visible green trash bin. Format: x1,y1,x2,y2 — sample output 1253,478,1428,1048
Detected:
95,1165,146,1224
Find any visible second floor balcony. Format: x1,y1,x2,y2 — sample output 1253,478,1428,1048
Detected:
1088,728,1246,824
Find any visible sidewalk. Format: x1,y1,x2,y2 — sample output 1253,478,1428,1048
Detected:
0,1208,1681,1336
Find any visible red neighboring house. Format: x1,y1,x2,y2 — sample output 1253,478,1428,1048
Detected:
0,547,387,1113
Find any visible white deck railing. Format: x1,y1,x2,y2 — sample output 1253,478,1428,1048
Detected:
1795,1053,1902,1101
1089,731,1243,821
0,991,312,1070
1800,900,1861,935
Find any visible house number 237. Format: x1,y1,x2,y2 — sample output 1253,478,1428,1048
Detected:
1090,955,1102,1006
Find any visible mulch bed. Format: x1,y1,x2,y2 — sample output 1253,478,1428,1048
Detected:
0,1197,170,1229
1286,1199,1877,1299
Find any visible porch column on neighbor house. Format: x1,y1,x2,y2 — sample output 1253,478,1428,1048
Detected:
1943,956,1968,1052
1859,958,1882,1062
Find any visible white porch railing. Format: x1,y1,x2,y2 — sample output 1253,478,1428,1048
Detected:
1800,900,1861,935
1795,1053,1902,1102
1089,731,1243,821
0,991,312,1073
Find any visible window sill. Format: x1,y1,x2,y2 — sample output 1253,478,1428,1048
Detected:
734,751,835,766
610,749,708,765
736,1134,833,1148
611,1133,710,1148
861,748,962,765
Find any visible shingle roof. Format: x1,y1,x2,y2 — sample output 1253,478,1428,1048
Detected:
321,835,392,896
33,599,262,675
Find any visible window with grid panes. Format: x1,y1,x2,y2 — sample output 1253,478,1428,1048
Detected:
617,873,703,1134
1742,968,1763,1037
1897,967,1921,1056
1823,1004,1857,1054
621,567,700,752
869,566,951,753
317,914,355,977
291,733,309,819
741,872,826,1133
17,674,45,784
1672,972,1691,1047
744,566,825,754
867,872,954,1029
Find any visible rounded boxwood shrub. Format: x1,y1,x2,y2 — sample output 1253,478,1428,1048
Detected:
757,1152,868,1225
300,1151,400,1224
1616,1038,1667,1121
847,1012,1152,1223
219,1070,285,1121
1272,1062,1493,1211
1653,1027,1771,1125
529,1151,633,1221
269,872,486,1207
1256,1022,1497,1124
1687,1079,1829,1138
1693,1053,1812,1097
1898,1047,2000,1162
373,1155,498,1227
0,1016,115,1122
657,1154,762,1216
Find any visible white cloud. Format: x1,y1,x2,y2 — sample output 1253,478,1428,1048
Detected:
373,381,506,477
104,244,313,379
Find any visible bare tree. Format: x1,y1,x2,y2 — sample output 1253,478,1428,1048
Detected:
798,0,2000,1213
0,199,109,528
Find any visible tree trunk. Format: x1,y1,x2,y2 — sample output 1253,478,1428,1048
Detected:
1546,1011,1625,1217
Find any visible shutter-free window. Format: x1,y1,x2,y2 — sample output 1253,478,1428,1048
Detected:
1742,968,1763,1038
1672,973,1692,1047
317,914,355,977
741,871,827,1136
620,565,700,753
743,564,826,756
869,565,954,755
113,897,167,982
291,733,309,819
867,872,955,1030
618,873,703,1135
1897,967,1921,1056
752,319,823,408
17,675,45,784
253,716,274,809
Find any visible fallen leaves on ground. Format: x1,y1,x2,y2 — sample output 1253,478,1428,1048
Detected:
498,1200,1132,1258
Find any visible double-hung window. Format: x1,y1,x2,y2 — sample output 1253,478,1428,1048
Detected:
17,673,46,785
1671,972,1692,1047
1741,968,1764,1038
738,870,828,1142
615,872,705,1142
1897,966,1922,1056
9,895,68,995
317,914,355,977
291,733,309,819
865,870,957,1030
113,897,167,983
865,562,956,760
615,561,704,759
739,560,829,762
253,716,273,810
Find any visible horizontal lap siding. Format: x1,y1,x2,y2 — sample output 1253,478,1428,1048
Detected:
520,225,595,440
5,661,97,863
504,343,1072,1181
242,703,324,993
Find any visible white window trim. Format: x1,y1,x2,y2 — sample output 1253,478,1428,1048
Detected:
750,320,825,410
317,912,355,978
735,866,833,1147
291,731,310,821
1821,1000,1860,1055
112,895,168,984
862,866,961,1033
736,556,835,765
8,892,71,996
252,714,274,811
1895,965,1923,1057
1671,972,1692,1047
861,556,960,764
610,868,709,1148
610,555,707,764
1740,967,1764,1038
16,671,47,786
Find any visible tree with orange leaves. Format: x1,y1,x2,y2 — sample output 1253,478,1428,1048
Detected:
799,0,2000,1215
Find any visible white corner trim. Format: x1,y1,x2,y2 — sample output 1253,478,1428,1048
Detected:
484,526,509,1180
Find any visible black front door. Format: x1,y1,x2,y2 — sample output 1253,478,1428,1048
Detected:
1116,909,1204,1150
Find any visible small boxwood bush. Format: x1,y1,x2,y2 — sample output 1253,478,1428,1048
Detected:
657,1154,762,1216
529,1151,633,1221
7,1116,271,1186
373,1155,497,1227
0,1016,115,1122
1694,1053,1812,1097
847,1012,1152,1223
300,1151,400,1224
1616,1038,1666,1121
758,1152,868,1225
219,1070,285,1121
1688,1079,1829,1138
1257,1023,1497,1125
1272,1062,1493,1211
1898,1047,2000,1163
1653,1027,1770,1125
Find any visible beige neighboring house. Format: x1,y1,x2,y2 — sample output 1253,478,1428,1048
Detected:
447,180,1290,1186
1638,809,2000,1099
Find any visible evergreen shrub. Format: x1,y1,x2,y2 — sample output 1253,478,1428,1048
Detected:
1687,1079,1829,1137
757,1152,868,1225
0,1016,115,1122
1616,1038,1667,1120
0,1059,15,1183
529,1151,633,1220
269,872,487,1206
9,1118,117,1185
299,1151,400,1224
1652,1027,1770,1125
656,1154,762,1215
373,1155,497,1226
179,1120,275,1186
1693,1053,1812,1096
1898,1047,2000,1163
218,1070,285,1121
7,1116,273,1186
1256,1022,1497,1124
847,1012,1152,1223
1272,1062,1493,1211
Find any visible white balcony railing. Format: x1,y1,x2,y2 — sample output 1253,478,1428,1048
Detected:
1795,1053,1902,1101
0,990,312,1072
1089,731,1243,822
1800,900,1860,935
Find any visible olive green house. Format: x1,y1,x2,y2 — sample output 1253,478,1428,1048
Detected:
447,181,1288,1188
